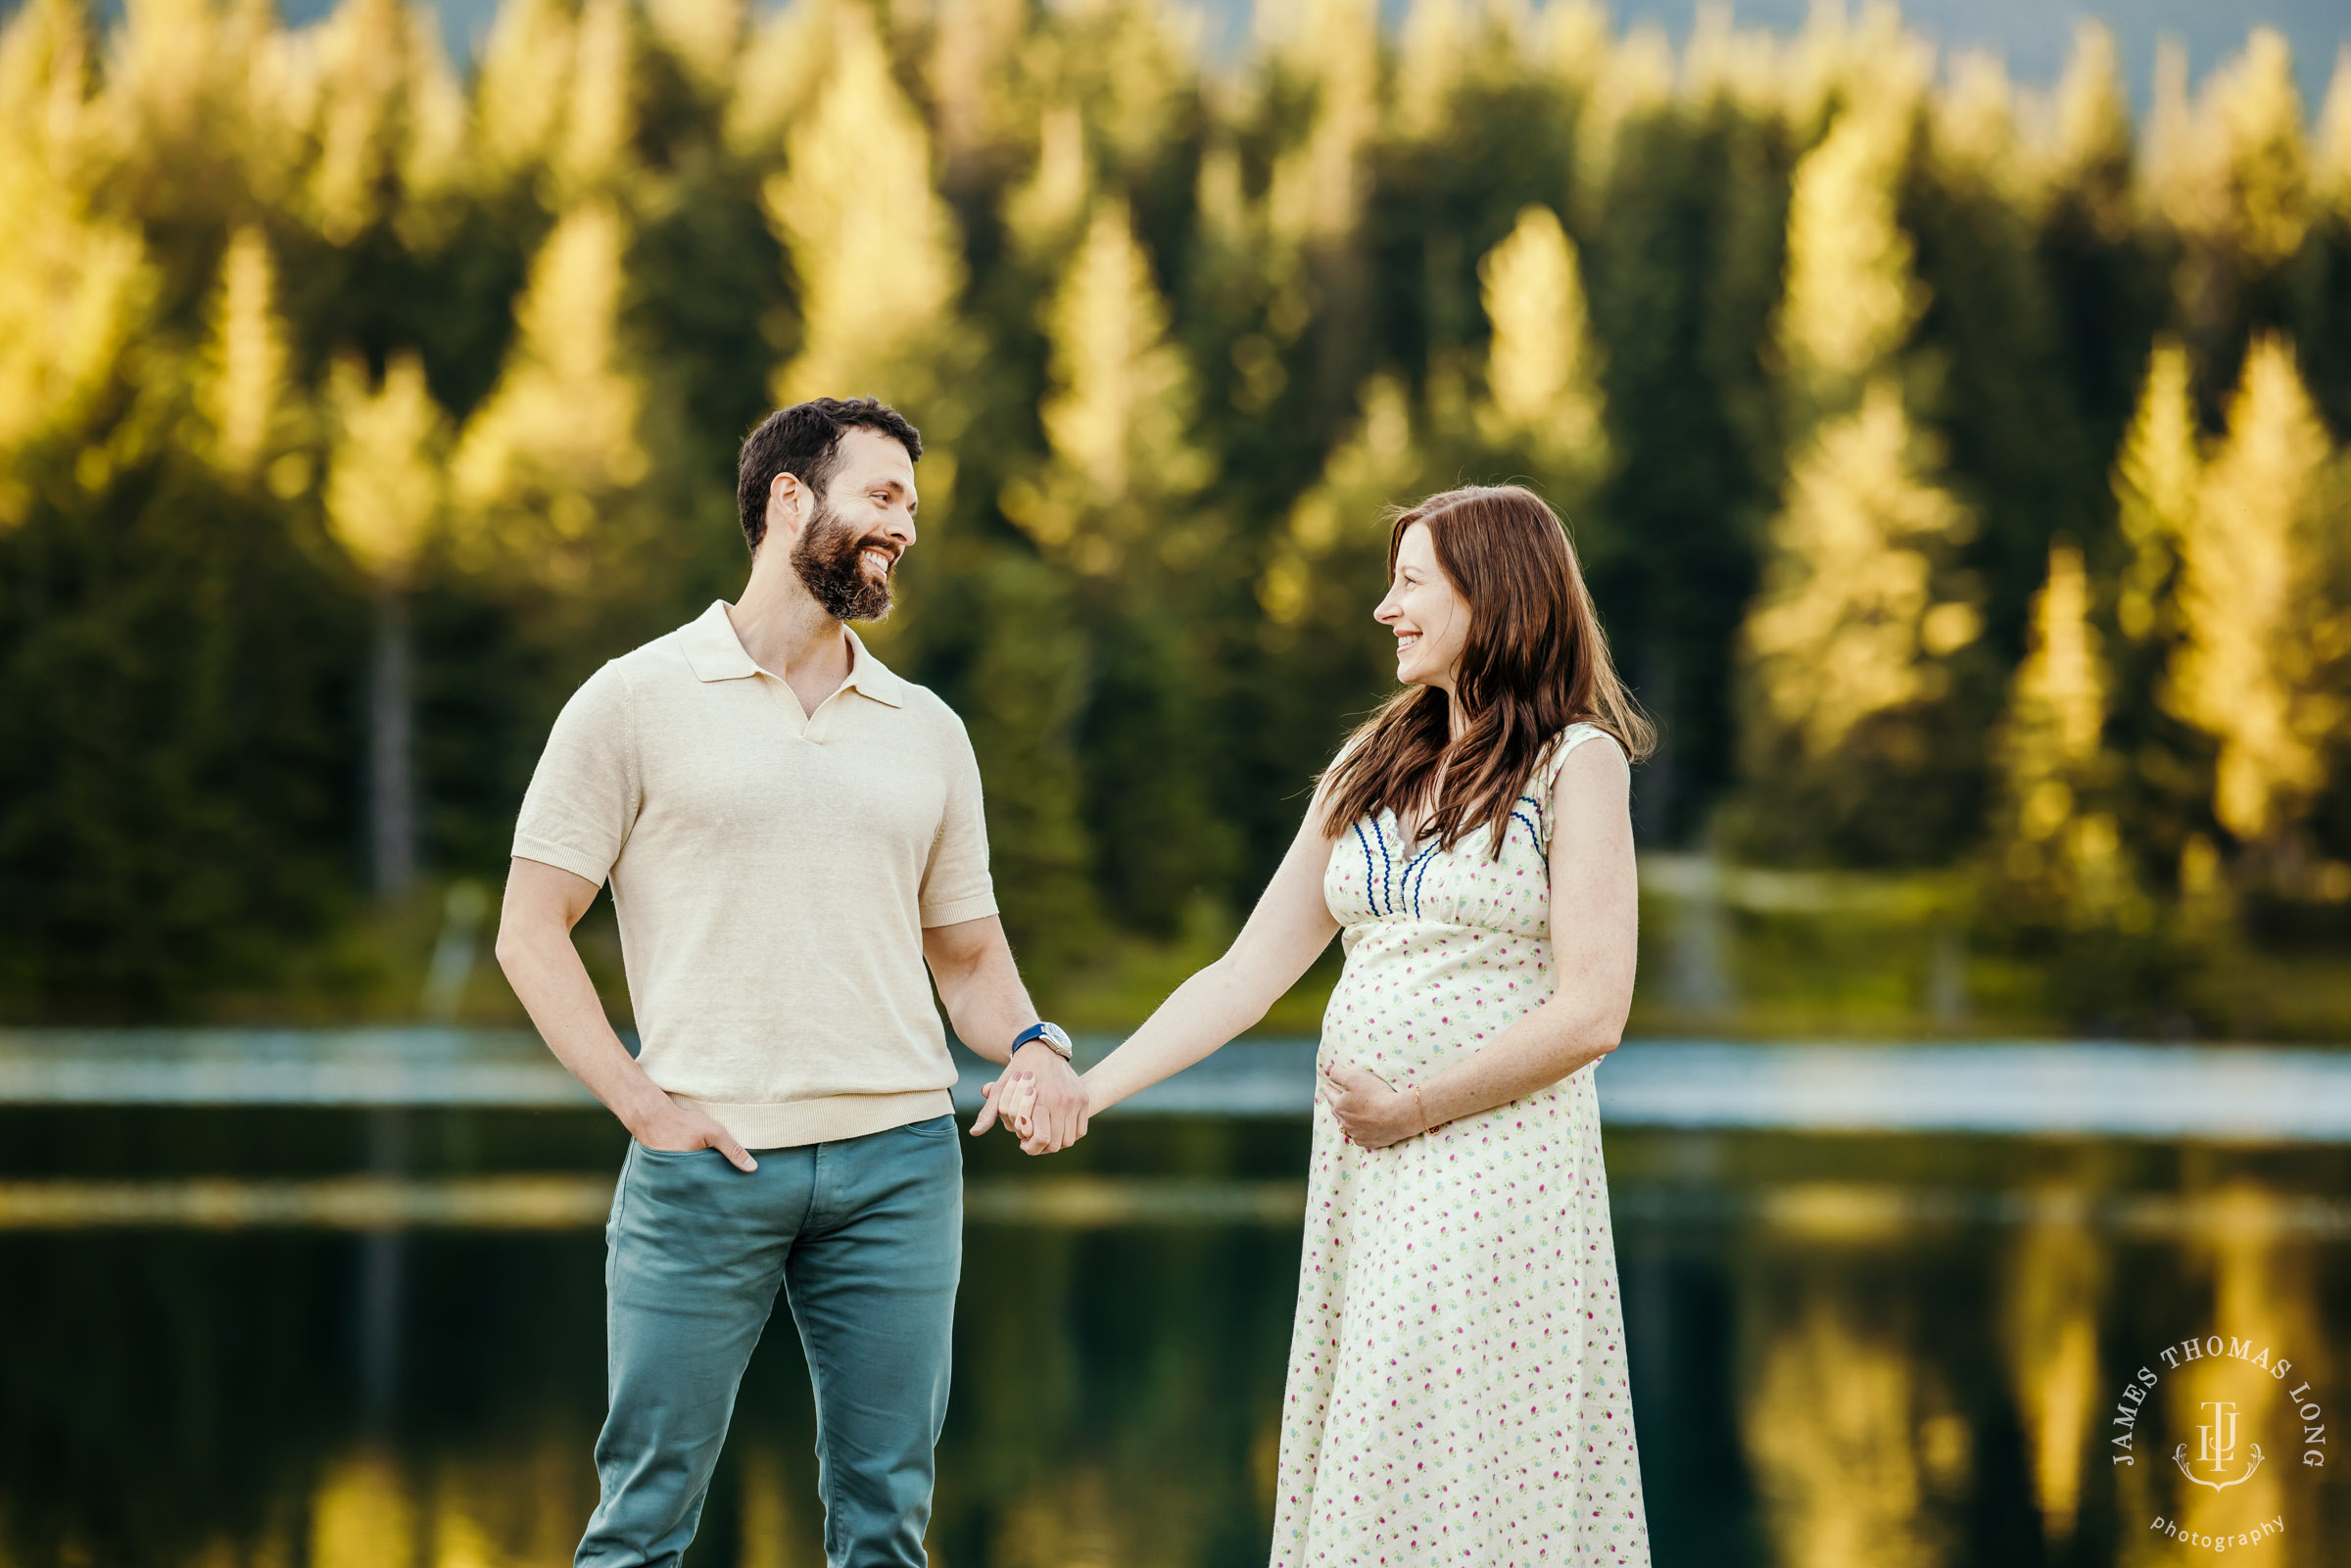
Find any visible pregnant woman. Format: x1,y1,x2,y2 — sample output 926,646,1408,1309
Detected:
1072,484,1654,1565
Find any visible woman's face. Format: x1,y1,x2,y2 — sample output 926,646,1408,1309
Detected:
1374,523,1471,693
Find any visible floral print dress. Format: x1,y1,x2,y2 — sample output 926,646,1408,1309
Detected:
1271,724,1651,1567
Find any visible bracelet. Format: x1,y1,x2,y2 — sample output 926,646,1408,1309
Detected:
1412,1083,1431,1134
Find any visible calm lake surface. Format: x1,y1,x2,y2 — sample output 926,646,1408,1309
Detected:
1,1105,2346,1568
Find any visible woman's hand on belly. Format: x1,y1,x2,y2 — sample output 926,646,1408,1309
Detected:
1319,1060,1426,1149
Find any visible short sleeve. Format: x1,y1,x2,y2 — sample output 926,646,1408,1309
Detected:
920,713,999,927
511,662,640,886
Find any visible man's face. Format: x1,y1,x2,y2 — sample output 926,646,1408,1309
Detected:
787,428,919,623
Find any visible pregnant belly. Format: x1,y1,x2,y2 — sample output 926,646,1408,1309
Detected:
1319,949,1552,1081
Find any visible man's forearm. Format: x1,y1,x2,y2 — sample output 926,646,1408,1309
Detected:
499,924,668,1132
933,940,1041,1064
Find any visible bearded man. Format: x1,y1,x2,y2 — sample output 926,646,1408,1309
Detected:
496,397,1087,1568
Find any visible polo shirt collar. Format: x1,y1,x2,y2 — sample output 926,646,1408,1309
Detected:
679,601,906,709
680,601,759,682
840,627,907,708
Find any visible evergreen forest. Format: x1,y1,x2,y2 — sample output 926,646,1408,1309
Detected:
4,0,2350,1035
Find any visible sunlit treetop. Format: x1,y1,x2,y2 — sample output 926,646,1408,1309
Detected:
2166,335,2342,845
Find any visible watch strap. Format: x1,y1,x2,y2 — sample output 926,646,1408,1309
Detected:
1011,1022,1073,1060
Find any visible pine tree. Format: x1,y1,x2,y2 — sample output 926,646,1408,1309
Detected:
554,0,635,198
1774,92,1922,415
2165,334,2344,850
1736,86,1982,860
1003,102,1092,264
0,0,153,525
724,0,833,161
2319,47,2351,214
1007,196,1226,928
1023,0,1197,192
327,353,451,897
1742,379,1979,760
767,1,971,428
472,0,577,188
956,552,1100,977
1472,203,1608,500
452,201,649,565
1262,374,1423,637
1262,0,1377,254
197,225,291,481
1992,541,2145,930
2111,339,2199,643
929,0,1030,174
647,0,745,103
2048,22,2133,236
308,0,456,245
1394,0,1466,143
1003,198,1212,572
2196,28,2313,270
2154,28,2314,348
1261,0,1377,416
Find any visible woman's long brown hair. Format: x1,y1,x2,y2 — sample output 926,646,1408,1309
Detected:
1320,485,1654,855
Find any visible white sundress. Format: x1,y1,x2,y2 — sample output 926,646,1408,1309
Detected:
1271,723,1651,1567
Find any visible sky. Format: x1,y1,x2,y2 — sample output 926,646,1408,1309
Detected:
1607,0,2344,112
55,0,2351,120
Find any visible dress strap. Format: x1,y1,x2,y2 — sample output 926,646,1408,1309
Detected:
1536,722,1617,790
1520,724,1620,855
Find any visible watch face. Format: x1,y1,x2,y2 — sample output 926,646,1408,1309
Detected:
1040,1022,1073,1051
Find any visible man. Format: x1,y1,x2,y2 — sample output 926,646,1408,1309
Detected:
495,396,1088,1568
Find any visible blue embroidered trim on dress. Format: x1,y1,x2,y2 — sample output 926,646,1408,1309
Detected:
1514,794,1550,857
1351,821,1385,916
1402,842,1441,918
1511,809,1544,856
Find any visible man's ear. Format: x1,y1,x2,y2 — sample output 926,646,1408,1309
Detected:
765,471,804,543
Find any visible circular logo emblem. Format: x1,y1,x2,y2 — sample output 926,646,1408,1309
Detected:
2112,1333,2327,1551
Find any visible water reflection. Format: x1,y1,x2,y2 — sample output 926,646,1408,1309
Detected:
2000,1190,2104,1549
0,1118,2345,1567
2135,1182,2327,1568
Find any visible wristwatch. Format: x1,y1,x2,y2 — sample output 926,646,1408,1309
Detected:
1011,1021,1074,1062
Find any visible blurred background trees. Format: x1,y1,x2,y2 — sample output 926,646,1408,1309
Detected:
1,0,2348,1034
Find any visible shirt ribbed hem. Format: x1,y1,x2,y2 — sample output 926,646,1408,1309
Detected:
676,1088,956,1150
511,833,613,887
919,893,999,927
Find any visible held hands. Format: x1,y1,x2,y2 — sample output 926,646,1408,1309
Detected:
631,1094,760,1172
1319,1059,1431,1149
969,1041,1090,1155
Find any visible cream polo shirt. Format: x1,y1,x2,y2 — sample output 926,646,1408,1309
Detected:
511,600,997,1149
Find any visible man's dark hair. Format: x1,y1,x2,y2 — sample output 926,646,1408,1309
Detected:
736,398,923,553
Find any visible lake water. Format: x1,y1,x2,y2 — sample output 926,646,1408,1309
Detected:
2,1092,2346,1568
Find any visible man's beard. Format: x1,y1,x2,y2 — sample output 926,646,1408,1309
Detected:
790,501,897,623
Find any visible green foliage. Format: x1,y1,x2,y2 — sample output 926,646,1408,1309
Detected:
2,0,2349,1030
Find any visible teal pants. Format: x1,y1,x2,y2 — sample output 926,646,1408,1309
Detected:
575,1116,963,1568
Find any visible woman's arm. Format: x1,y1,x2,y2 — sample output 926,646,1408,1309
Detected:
1321,736,1636,1147
1081,797,1344,1115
